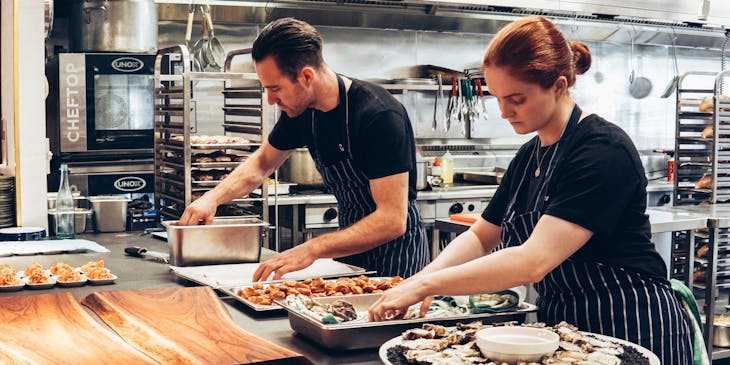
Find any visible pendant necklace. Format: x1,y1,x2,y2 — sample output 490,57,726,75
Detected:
534,140,557,177
534,139,545,177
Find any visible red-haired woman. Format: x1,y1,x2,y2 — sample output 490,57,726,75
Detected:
370,16,692,363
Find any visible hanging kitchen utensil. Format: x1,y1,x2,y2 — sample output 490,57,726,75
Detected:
628,29,653,99
184,5,202,73
476,78,488,123
191,6,210,70
432,75,442,131
203,4,225,71
446,77,458,132
459,79,468,135
661,29,680,98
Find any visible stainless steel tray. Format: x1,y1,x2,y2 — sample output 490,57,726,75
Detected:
171,259,372,289
163,218,267,266
220,276,390,312
277,293,538,350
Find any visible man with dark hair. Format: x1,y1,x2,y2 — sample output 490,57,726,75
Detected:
180,18,429,280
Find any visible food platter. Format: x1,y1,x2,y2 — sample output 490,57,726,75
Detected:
220,276,399,312
277,293,538,350
87,273,118,285
378,329,660,365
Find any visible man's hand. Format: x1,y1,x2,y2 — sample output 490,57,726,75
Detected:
178,195,217,226
253,245,316,281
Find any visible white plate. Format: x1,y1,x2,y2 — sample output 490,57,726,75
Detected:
0,278,25,291
56,273,87,287
22,276,56,290
378,330,660,365
87,273,117,285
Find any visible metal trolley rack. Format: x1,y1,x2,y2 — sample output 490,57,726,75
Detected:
673,71,730,359
152,45,269,222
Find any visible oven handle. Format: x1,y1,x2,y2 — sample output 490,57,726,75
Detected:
68,164,153,175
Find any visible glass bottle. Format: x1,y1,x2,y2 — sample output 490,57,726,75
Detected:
440,150,454,187
56,164,75,239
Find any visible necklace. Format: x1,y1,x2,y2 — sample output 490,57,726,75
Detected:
534,140,557,177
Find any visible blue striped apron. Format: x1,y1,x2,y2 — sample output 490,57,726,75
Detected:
307,75,429,278
498,105,692,364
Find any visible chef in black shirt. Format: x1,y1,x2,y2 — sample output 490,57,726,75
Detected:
179,18,429,280
369,16,692,364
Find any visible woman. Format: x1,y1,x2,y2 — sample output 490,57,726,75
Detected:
369,16,692,364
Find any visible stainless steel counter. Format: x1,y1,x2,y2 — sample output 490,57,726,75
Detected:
265,186,498,205
0,233,382,365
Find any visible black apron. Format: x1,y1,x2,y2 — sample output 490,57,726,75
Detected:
308,75,429,278
499,105,692,364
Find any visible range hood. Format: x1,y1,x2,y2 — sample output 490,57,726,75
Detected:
157,0,730,49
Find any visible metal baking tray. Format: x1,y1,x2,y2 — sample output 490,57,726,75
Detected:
163,217,268,266
277,293,538,350
220,276,390,312
171,259,372,289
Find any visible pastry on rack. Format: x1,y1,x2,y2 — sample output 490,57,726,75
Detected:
702,124,714,139
695,175,712,189
698,95,730,113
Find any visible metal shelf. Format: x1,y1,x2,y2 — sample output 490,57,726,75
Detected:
154,45,269,221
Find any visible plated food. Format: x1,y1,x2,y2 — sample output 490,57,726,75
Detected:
235,275,403,308
0,261,116,290
0,264,24,291
381,321,658,365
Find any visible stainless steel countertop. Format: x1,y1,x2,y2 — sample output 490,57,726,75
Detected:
266,186,498,205
435,206,714,235
0,233,381,365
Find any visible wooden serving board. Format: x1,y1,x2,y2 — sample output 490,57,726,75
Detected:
0,292,157,364
82,286,312,365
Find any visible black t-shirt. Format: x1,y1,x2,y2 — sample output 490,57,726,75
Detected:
482,114,667,281
268,78,417,200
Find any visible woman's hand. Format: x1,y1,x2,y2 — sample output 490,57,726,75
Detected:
368,274,432,321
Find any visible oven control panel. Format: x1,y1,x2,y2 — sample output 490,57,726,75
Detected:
435,199,487,219
304,204,339,228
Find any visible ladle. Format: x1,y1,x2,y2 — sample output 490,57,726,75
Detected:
628,29,653,99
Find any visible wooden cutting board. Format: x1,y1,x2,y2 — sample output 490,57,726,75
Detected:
0,292,157,364
82,286,312,365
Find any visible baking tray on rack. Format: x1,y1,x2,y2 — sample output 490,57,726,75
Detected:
276,293,538,350
219,276,395,312
164,138,261,150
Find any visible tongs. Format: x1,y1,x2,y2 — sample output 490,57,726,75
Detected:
445,77,459,132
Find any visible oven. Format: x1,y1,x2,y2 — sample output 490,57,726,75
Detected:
47,52,155,154
46,52,157,202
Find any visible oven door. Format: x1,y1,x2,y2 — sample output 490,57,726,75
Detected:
85,54,155,151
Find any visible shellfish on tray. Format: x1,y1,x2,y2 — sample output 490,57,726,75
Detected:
382,321,658,365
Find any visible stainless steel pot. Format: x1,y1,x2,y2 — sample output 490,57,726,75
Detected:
280,148,324,187
70,0,158,52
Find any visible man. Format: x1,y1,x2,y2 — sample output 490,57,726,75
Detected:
179,18,429,280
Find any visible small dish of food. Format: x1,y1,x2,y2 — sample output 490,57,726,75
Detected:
0,267,24,292
23,271,56,290
23,262,44,277
49,262,75,276
86,267,117,285
79,260,106,274
56,270,87,287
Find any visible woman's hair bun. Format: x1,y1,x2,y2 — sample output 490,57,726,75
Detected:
570,41,592,75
